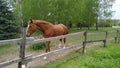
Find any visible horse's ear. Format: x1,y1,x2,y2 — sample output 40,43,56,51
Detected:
30,19,33,24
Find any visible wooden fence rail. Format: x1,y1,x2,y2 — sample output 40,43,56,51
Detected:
82,30,120,53
0,37,34,45
0,32,84,45
0,30,119,68
27,31,84,45
0,44,82,67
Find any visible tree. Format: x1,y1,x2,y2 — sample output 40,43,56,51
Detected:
15,0,115,29
78,0,97,29
0,0,20,40
95,0,115,30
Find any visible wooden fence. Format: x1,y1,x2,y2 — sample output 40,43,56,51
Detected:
0,37,34,45
0,29,119,68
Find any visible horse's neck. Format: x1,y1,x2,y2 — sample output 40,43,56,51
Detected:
35,21,53,33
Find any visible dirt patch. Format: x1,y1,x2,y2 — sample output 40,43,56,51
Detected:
27,45,82,68
27,42,104,68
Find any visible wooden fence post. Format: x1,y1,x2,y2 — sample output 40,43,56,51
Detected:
117,30,120,43
18,28,27,68
82,31,87,54
115,30,118,43
114,30,120,43
103,31,108,47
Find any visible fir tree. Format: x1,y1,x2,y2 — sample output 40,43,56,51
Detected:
0,0,20,40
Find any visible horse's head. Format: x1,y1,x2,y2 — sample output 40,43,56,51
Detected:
26,19,38,37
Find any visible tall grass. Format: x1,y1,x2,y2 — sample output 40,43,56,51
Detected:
0,44,12,55
0,44,19,61
36,43,120,68
28,42,45,51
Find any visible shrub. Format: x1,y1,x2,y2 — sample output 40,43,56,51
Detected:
29,42,45,51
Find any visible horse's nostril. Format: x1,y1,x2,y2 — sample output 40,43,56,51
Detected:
26,34,30,37
26,32,30,37
26,35,30,37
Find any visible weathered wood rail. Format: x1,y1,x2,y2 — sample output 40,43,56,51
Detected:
0,31,84,68
0,32,84,45
0,44,82,67
28,31,84,45
0,30,119,68
0,37,34,45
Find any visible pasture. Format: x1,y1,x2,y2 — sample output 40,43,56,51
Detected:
0,44,19,62
36,42,120,68
0,27,119,68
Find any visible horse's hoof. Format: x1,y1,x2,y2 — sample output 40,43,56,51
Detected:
43,56,47,60
58,46,61,48
22,64,26,68
63,46,66,48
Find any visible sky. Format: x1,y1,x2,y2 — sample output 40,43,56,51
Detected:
112,0,120,20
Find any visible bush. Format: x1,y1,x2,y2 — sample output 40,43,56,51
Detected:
29,42,45,51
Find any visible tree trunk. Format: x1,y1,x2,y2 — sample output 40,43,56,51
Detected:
96,16,99,31
96,21,98,30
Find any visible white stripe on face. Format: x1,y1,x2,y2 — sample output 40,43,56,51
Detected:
26,24,30,33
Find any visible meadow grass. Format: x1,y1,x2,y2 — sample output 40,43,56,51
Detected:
0,44,19,61
28,42,45,51
0,44,12,55
28,27,119,51
36,42,120,68
0,27,119,60
69,27,119,33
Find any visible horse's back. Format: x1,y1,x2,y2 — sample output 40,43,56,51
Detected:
58,24,68,34
53,24,68,36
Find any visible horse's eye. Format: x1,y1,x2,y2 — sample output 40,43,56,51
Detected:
29,25,32,28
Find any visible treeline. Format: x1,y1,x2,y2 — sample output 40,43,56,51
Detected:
0,0,115,40
15,0,114,29
0,0,20,40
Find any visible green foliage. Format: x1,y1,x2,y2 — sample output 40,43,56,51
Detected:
14,0,115,28
98,19,113,27
29,42,45,51
0,0,20,40
0,17,20,40
36,43,120,68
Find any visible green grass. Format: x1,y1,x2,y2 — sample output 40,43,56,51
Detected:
28,42,45,51
0,27,119,61
0,44,18,61
0,27,118,52
0,44,12,55
69,27,119,33
0,44,18,56
36,43,120,68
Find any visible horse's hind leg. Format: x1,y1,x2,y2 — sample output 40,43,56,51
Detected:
63,38,66,48
59,39,62,48
45,41,51,52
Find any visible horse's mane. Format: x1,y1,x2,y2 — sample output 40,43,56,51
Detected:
34,20,54,26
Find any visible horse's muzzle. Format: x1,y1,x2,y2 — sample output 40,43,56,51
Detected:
26,35,30,37
26,33,30,37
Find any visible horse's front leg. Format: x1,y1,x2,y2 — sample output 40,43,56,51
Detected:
45,41,51,53
63,38,66,48
58,39,62,48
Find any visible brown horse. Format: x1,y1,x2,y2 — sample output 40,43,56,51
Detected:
26,19,68,52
